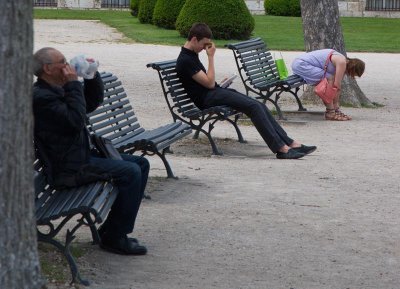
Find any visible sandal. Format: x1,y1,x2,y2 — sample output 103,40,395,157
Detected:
335,108,352,120
325,109,350,121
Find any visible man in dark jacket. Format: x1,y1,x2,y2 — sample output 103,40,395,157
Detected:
33,47,149,255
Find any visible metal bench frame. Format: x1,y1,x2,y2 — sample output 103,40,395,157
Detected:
87,72,192,178
35,165,118,286
226,37,307,119
147,60,246,155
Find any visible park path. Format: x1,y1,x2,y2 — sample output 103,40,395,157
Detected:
35,20,400,289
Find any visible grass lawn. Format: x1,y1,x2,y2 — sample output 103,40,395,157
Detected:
34,9,400,52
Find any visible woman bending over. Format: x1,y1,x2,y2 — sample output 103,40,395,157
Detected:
292,49,365,121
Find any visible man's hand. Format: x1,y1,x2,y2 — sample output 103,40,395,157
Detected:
62,64,78,83
205,42,216,57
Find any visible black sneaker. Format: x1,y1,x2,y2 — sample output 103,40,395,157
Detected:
292,145,317,155
276,149,305,159
100,236,147,255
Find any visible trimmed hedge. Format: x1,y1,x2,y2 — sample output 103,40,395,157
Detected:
264,0,301,17
138,0,157,24
153,0,185,29
130,0,140,17
176,0,255,40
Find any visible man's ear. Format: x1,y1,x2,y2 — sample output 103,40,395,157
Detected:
42,64,51,75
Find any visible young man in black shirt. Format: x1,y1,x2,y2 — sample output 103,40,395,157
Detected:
176,23,316,159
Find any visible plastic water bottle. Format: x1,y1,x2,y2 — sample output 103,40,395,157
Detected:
69,55,99,79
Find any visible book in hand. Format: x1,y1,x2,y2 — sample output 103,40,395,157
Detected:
219,73,237,88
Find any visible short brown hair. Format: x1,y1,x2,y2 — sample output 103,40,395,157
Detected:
346,58,365,78
187,23,213,41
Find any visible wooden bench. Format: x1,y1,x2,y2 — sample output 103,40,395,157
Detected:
147,59,246,155
35,161,118,286
225,37,307,119
86,72,192,178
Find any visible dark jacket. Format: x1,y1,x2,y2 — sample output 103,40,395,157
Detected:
33,72,109,188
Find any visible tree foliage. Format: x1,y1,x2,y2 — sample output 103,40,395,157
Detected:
153,0,186,29
176,0,255,40
264,0,301,17
130,0,140,17
138,0,157,24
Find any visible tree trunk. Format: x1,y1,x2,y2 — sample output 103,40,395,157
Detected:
299,0,374,107
0,1,43,288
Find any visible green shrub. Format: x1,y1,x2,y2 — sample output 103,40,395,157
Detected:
264,0,301,17
138,0,157,24
288,0,301,16
153,0,185,29
176,0,254,40
130,0,140,17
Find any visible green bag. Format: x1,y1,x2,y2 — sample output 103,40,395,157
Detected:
274,53,288,80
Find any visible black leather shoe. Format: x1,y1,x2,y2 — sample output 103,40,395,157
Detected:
292,145,317,155
100,236,147,255
276,149,305,159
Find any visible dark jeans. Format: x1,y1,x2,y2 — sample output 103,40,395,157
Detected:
89,153,150,239
203,87,293,153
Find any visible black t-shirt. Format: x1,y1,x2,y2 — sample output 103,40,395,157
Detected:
176,47,211,108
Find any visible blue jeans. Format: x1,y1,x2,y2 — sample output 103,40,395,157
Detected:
89,153,150,238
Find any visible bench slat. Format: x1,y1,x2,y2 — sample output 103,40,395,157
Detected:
89,107,135,128
91,183,118,223
88,99,130,116
90,113,139,134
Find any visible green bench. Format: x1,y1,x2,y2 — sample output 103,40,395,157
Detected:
226,37,307,119
87,72,192,178
147,60,246,155
35,160,118,286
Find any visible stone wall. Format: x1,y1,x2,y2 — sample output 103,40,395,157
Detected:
246,0,400,18
338,0,400,18
338,1,364,17
246,0,264,15
57,0,101,9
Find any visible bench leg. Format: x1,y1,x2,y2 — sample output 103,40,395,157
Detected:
83,213,100,245
275,102,286,120
278,86,307,112
267,95,286,120
291,87,307,111
37,218,90,286
207,120,224,155
250,89,286,120
188,120,223,155
159,149,178,179
192,125,223,155
205,133,222,155
226,115,246,143
193,129,201,139
193,128,223,155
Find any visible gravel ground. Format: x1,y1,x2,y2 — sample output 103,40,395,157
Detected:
35,20,400,289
